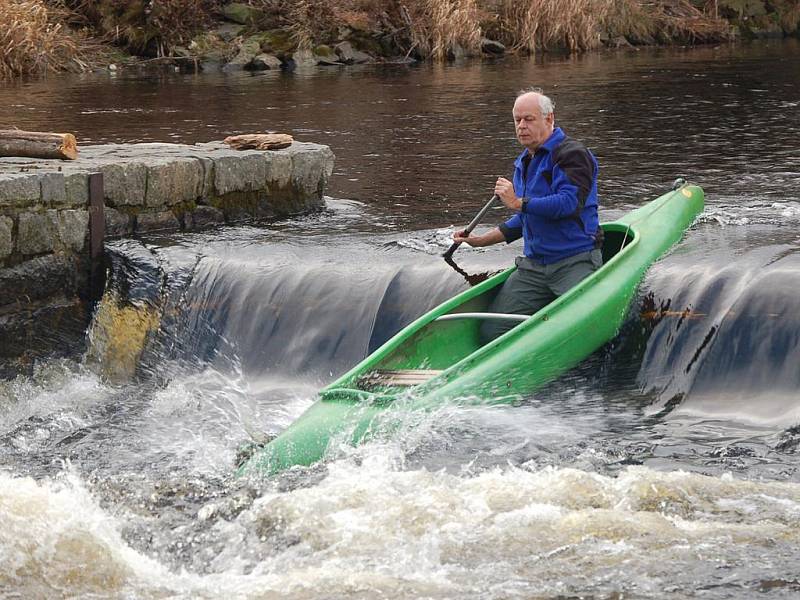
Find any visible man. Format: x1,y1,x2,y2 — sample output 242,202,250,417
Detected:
453,88,603,342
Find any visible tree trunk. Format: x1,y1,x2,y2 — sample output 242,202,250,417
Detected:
0,130,78,160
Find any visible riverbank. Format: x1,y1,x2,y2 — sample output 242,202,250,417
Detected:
3,0,798,79
0,140,334,376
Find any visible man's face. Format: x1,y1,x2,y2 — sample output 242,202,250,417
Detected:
513,94,555,152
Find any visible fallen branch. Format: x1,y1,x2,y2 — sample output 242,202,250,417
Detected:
0,129,78,160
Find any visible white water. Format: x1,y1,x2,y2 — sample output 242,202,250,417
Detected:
4,455,800,599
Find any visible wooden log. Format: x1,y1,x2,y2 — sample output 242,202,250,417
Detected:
223,133,293,151
0,129,78,160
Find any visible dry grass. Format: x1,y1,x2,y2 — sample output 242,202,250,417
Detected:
495,0,614,53
651,0,733,43
66,0,218,56
0,0,85,79
1,0,737,77
401,0,486,59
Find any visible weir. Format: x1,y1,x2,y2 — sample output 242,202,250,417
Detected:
0,140,334,375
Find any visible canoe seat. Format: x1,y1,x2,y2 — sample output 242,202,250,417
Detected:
358,369,443,388
435,312,529,322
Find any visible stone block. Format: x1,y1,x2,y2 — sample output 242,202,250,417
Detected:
57,209,89,252
197,156,214,201
263,151,293,188
40,172,67,205
64,172,89,207
291,146,333,202
101,162,147,207
186,205,225,230
0,254,74,307
213,152,267,195
146,158,204,207
136,210,181,233
0,173,40,207
105,207,133,238
17,211,58,255
0,216,12,259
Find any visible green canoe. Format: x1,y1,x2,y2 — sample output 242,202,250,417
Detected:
240,182,704,475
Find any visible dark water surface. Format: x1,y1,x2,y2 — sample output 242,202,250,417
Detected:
2,41,800,599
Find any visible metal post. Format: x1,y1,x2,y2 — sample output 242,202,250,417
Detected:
88,172,105,300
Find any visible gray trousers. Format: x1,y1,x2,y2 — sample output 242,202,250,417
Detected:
480,249,603,343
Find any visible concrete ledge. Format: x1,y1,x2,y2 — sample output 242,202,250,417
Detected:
0,140,334,263
0,140,334,375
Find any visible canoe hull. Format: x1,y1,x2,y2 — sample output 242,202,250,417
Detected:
241,184,704,475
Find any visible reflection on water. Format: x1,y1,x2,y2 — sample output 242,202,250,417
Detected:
2,41,800,599
1,41,799,229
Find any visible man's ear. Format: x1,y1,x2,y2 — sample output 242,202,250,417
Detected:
546,112,555,125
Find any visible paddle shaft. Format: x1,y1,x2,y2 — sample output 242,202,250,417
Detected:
443,194,500,259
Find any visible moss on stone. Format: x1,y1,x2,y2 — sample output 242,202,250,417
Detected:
313,44,335,58
260,29,296,55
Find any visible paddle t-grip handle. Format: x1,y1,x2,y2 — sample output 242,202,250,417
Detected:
442,194,500,259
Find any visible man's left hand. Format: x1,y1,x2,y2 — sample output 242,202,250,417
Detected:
495,177,522,211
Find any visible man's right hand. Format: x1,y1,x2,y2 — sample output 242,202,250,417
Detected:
453,227,506,249
453,230,478,246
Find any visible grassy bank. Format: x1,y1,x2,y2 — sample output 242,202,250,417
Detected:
2,0,797,79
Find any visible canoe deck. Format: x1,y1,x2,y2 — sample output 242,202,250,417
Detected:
358,369,444,388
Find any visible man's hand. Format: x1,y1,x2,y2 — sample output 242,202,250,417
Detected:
452,227,506,248
495,177,522,211
453,229,481,247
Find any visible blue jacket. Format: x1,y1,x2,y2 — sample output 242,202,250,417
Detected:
499,127,601,264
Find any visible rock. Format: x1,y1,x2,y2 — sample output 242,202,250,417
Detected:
225,38,262,71
0,173,40,207
212,22,245,43
481,38,505,55
222,3,264,25
211,151,267,196
448,43,467,61
100,162,147,207
104,207,133,238
200,60,223,72
608,36,634,48
258,29,295,56
57,209,89,252
145,158,203,207
17,211,58,255
749,23,784,38
64,172,89,207
334,41,373,64
188,32,229,62
0,216,12,259
172,46,192,58
0,254,74,307
136,210,181,233
186,205,225,230
317,55,343,67
251,53,282,70
292,48,318,68
40,172,67,205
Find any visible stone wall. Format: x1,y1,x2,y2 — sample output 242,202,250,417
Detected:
0,140,334,375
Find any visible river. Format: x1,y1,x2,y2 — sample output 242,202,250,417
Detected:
1,40,800,598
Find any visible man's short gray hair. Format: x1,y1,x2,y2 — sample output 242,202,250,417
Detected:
517,87,555,117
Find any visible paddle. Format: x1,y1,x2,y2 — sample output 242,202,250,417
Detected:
442,194,500,260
